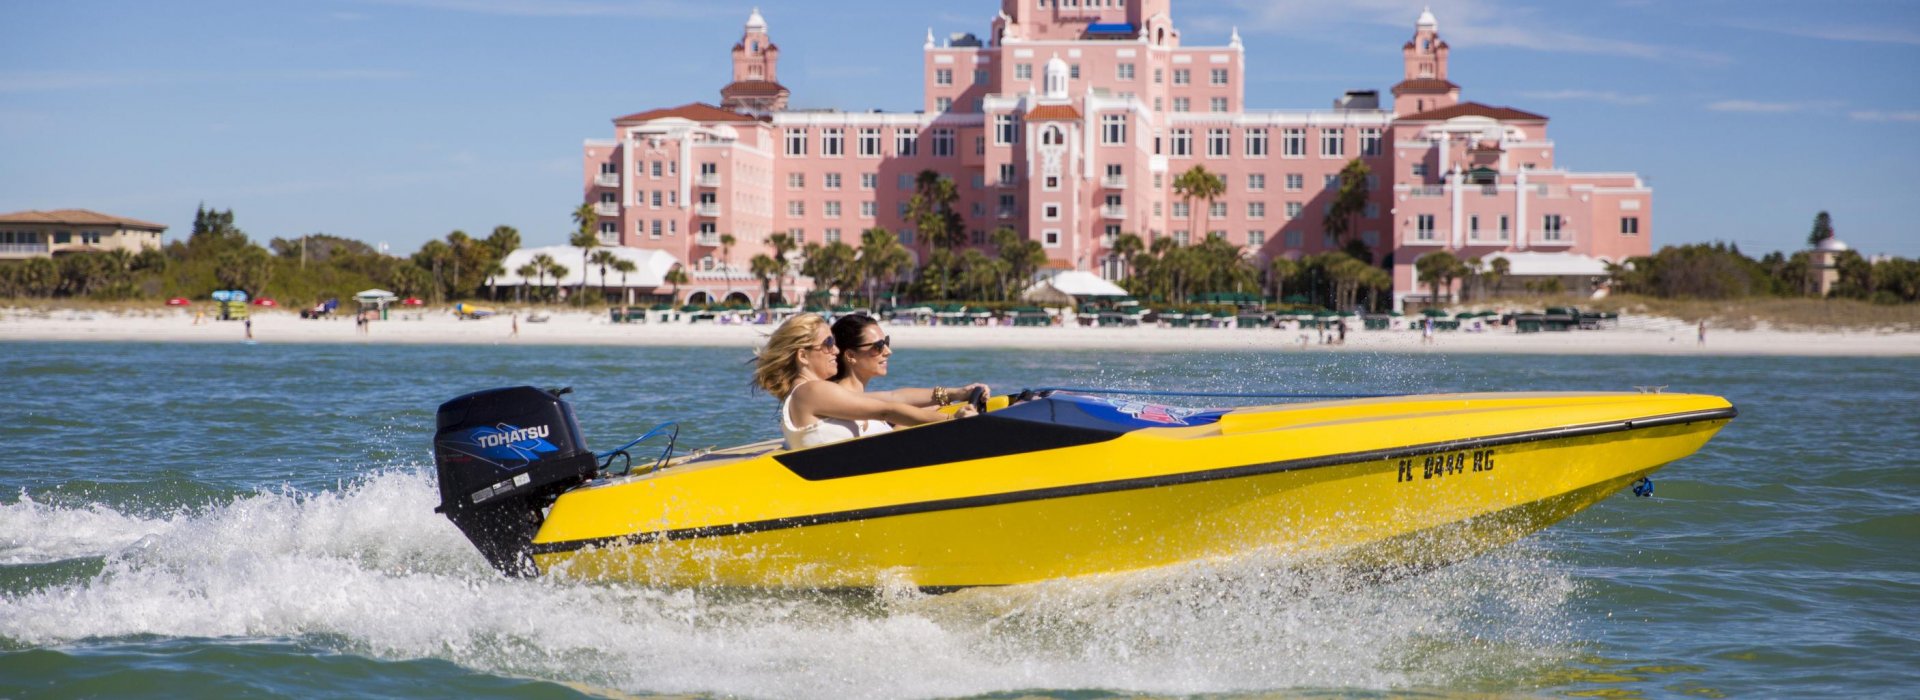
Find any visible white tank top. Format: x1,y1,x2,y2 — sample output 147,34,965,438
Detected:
781,382,893,449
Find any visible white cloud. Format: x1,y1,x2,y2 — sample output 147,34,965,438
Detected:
1707,100,1835,114
0,69,414,93
1520,89,1653,106
1211,0,1728,64
1722,19,1920,47
1850,110,1920,123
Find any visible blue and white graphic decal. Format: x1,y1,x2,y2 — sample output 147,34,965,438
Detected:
1068,395,1227,428
447,423,560,469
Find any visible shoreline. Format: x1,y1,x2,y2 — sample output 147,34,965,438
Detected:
4,308,1917,357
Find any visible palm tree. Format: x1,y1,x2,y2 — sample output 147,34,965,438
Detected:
611,258,637,306
570,203,600,302
1415,251,1462,306
990,226,1047,302
718,233,737,302
749,253,782,310
1325,158,1373,261
1269,257,1298,304
765,232,797,303
1488,256,1511,297
859,227,912,307
544,263,570,303
1172,165,1225,243
663,265,688,304
1111,232,1145,281
530,253,558,303
515,263,537,303
446,230,472,300
484,260,507,301
590,249,619,304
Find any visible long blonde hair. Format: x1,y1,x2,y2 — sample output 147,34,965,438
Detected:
752,312,828,398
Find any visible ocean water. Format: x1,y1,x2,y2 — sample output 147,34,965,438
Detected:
1,340,1915,698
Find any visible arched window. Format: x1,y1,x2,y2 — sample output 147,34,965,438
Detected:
1043,126,1065,146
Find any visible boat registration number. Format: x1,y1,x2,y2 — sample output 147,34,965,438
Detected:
1394,449,1496,483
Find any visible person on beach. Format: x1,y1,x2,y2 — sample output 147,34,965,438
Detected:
828,314,990,442
510,312,519,339
1698,320,1707,346
244,318,253,340
753,313,978,450
1422,316,1435,345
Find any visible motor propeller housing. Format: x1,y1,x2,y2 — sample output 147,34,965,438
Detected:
432,386,596,576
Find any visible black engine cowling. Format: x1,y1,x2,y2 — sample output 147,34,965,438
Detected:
433,386,597,576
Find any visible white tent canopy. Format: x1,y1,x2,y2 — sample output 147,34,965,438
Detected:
492,246,682,288
1483,252,1612,277
1021,270,1130,303
354,289,396,302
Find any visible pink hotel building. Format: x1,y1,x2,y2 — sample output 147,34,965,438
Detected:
582,2,1652,309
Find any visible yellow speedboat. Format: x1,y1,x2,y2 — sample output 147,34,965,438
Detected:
431,387,1734,588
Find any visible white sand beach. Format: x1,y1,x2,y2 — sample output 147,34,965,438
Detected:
4,306,1916,356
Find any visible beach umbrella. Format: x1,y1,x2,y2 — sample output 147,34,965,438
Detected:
1421,308,1448,317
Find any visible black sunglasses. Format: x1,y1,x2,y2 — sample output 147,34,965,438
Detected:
810,335,837,352
850,336,891,352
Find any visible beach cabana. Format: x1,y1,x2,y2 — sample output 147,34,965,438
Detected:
354,289,396,320
1021,270,1129,306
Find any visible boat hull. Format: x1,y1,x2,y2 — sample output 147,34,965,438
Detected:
528,392,1733,588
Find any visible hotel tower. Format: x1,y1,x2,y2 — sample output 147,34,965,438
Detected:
583,2,1652,308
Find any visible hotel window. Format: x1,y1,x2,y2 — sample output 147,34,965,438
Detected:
1411,163,1428,177
1324,174,1339,189
999,163,1017,185
1210,97,1227,113
824,173,842,190
1174,231,1190,245
1101,114,1127,144
1247,173,1266,191
1248,230,1266,247
1015,63,1032,80
826,228,842,244
899,202,911,217
650,220,662,238
825,201,842,218
932,128,955,156
1286,201,1303,219
859,128,881,157
998,194,1016,217
1044,230,1061,247
1045,175,1060,190
1173,97,1189,113
1365,203,1378,219
1210,68,1228,86
1320,129,1344,158
895,131,918,156
975,136,986,155
1282,128,1305,157
1105,194,1122,210
1206,128,1230,157
972,174,985,189
972,202,985,216
995,114,1019,145
861,173,877,190
899,174,913,190
651,161,663,177
600,162,618,176
788,173,805,189
788,201,805,216
1170,128,1192,156
900,229,917,246
1248,202,1266,219
935,68,953,85
972,229,986,245
936,97,953,112
1153,202,1162,216
789,228,806,244
1359,128,1383,156
974,69,988,84
821,128,843,157
1172,68,1190,85
1117,63,1135,80
1323,233,1338,248
1173,202,1189,219
600,192,617,205
1285,230,1303,248
1070,64,1080,79
861,201,876,218
1285,173,1303,191
1469,215,1480,237
785,129,807,156
1103,225,1120,247
1106,163,1123,183
1362,231,1379,247
1154,67,1163,84
1499,215,1511,239
1210,202,1227,218
1543,214,1565,240
1416,214,1436,240
652,191,663,207
1154,97,1163,112
1621,217,1640,235
1154,173,1163,189
1245,128,1268,157
1043,204,1061,220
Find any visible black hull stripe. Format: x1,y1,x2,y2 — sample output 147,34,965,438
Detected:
529,406,1736,556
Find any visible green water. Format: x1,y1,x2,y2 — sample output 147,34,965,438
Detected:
1,341,1915,698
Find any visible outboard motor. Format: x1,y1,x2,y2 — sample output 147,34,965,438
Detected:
433,386,597,576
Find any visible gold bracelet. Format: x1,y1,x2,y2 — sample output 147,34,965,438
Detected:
933,386,949,405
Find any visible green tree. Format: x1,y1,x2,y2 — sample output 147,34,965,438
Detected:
1110,232,1145,282
800,241,858,302
1807,211,1834,247
530,253,560,303
1415,250,1462,305
1268,257,1298,304
611,258,637,305
484,225,521,259
1172,165,1226,242
589,249,619,304
859,227,913,306
570,203,600,302
749,254,782,310
514,263,538,303
764,232,797,304
214,246,273,297
663,265,688,304
718,233,738,301
991,226,1047,301
1326,158,1374,262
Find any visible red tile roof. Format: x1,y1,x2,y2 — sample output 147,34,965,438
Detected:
1397,102,1547,122
614,102,758,124
1026,104,1082,121
1391,78,1459,93
720,80,789,97
0,208,165,230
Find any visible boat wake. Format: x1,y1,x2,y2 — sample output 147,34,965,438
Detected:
0,468,1581,698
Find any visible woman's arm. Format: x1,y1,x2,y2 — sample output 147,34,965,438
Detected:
796,382,975,427
868,382,991,408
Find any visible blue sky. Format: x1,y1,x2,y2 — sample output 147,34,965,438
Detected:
3,0,1916,258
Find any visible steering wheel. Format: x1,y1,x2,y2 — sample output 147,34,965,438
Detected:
965,386,989,415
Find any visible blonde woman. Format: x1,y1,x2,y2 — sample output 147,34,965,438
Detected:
753,313,975,449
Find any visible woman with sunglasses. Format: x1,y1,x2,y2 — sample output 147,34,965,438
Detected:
828,315,990,436
752,313,976,450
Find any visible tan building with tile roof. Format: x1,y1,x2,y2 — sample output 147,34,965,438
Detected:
0,209,167,260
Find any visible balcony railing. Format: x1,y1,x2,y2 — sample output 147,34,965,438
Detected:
697,173,721,187
997,208,1016,219
594,173,620,187
1103,176,1126,189
0,243,50,255
1532,232,1575,246
1409,186,1446,197
1101,206,1126,219
695,203,721,217
593,203,620,217
697,233,721,247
